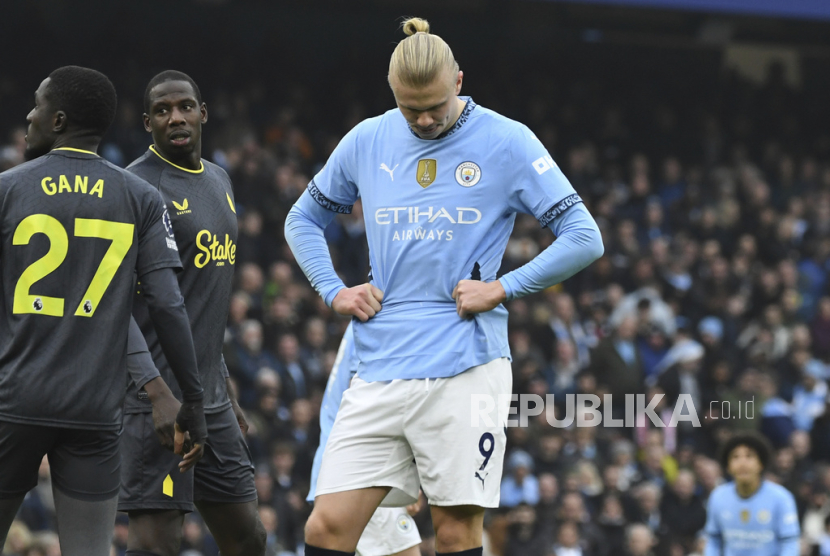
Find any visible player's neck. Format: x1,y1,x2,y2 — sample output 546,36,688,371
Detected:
154,143,202,171
445,96,466,133
735,476,762,498
52,134,100,155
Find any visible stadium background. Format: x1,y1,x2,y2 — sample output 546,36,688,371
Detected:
4,0,830,554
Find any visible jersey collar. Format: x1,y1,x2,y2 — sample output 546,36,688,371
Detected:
149,145,205,174
52,147,99,157
406,97,477,141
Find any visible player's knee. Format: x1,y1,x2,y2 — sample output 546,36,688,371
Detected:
432,506,484,552
304,508,347,545
127,512,183,556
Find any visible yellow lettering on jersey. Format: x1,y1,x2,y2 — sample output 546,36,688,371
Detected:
58,175,71,193
42,177,56,195
194,229,237,268
39,175,102,198
195,230,211,268
89,179,104,198
163,474,173,497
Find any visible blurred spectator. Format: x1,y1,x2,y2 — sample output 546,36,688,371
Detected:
501,450,541,508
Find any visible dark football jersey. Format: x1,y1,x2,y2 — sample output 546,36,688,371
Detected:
0,148,182,430
126,147,237,414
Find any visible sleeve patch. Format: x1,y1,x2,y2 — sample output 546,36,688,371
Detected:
539,193,583,228
308,181,353,214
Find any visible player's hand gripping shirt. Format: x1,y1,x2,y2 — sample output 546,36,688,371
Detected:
704,480,800,556
126,146,237,414
287,98,601,381
0,149,182,429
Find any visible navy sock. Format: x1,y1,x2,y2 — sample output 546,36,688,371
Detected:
436,549,483,556
304,545,355,556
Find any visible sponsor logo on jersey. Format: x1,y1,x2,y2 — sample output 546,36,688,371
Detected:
375,206,481,225
375,206,482,242
195,230,236,268
172,198,191,215
416,159,436,188
455,162,481,187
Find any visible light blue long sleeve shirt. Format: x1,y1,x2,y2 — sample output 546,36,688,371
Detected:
285,98,603,381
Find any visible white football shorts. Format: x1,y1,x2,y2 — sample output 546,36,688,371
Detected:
356,506,421,556
315,357,511,508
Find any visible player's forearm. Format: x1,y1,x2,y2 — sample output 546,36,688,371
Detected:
126,317,161,389
499,203,603,300
285,194,346,306
139,267,204,402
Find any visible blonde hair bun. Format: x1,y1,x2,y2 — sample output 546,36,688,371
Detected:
389,17,458,88
402,17,430,36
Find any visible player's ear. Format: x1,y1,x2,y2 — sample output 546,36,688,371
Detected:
143,113,152,133
200,103,208,124
455,70,463,95
52,110,67,133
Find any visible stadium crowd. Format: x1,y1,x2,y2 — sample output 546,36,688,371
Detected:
5,54,830,556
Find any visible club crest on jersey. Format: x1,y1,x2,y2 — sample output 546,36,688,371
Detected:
416,159,436,188
757,510,771,524
455,162,481,187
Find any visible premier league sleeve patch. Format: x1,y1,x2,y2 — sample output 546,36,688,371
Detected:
163,208,174,237
455,161,481,187
162,208,178,250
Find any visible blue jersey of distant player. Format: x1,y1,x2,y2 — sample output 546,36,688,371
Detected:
704,480,800,556
307,323,357,502
298,97,582,381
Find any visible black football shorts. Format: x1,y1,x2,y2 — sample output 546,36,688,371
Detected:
0,420,120,501
118,406,256,512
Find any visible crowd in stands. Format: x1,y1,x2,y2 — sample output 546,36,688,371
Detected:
5,52,830,556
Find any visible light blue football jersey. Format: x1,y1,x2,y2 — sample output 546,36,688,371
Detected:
306,323,357,502
704,481,800,556
291,97,588,381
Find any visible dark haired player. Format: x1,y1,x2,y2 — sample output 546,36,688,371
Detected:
704,433,800,556
119,70,265,556
0,66,206,556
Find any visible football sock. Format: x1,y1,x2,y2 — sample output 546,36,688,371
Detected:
53,488,119,556
304,545,355,556
436,549,484,556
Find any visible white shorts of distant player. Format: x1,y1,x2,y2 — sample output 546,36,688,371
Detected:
355,506,421,556
316,358,512,508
